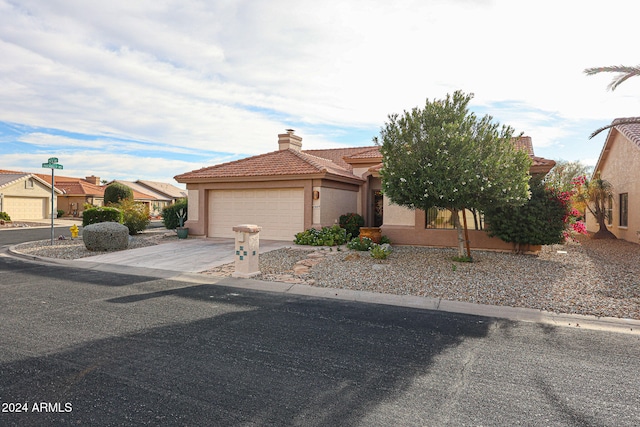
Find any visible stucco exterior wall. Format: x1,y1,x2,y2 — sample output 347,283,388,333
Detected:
591,131,640,244
381,209,530,252
315,186,358,227
382,198,415,226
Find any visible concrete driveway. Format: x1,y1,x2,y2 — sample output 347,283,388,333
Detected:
73,237,292,274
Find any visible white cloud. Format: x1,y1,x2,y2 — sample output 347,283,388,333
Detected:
1,0,639,176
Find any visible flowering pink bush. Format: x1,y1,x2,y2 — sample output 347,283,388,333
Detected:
548,176,588,241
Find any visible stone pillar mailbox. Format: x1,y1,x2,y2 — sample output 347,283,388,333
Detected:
232,224,262,278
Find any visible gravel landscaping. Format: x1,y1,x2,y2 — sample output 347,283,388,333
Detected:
12,233,640,320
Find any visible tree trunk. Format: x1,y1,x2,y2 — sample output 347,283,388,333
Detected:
593,215,617,239
451,208,466,258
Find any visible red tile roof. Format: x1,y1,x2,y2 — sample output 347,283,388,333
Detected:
175,135,555,182
175,149,364,182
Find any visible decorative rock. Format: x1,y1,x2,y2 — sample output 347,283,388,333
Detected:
83,222,129,251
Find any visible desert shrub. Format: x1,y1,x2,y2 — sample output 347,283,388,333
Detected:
380,235,391,244
104,182,133,205
0,212,11,222
370,243,392,259
57,209,65,218
294,225,349,246
162,199,188,229
339,212,364,237
82,207,123,227
484,177,567,247
347,236,374,251
117,199,150,235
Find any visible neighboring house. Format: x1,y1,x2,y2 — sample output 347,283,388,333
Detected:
0,171,62,220
136,180,188,202
175,130,555,248
111,180,187,216
587,117,640,244
37,174,105,217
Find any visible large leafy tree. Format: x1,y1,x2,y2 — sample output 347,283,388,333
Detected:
375,90,532,258
584,65,640,138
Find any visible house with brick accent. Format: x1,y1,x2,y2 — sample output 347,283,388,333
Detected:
587,117,640,244
175,130,555,249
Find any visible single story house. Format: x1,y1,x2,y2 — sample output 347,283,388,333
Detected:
36,174,106,217
175,130,555,249
0,171,61,220
586,117,640,244
110,180,187,216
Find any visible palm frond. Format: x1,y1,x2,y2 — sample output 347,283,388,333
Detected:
584,65,640,91
589,117,640,139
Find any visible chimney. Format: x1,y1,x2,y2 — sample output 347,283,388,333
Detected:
85,175,101,185
278,129,302,151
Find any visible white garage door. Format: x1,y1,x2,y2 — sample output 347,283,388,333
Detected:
208,189,304,240
3,197,47,220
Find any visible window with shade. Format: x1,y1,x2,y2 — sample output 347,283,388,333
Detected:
619,193,628,227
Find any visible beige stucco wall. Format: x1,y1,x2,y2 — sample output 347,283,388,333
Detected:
1,177,56,219
315,186,358,227
1,177,51,198
382,197,415,226
590,131,640,244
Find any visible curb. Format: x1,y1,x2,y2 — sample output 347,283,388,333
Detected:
5,245,640,336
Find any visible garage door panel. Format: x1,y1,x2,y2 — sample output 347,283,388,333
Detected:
208,189,304,240
3,197,47,220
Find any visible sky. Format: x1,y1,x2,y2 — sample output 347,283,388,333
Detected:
1,0,639,185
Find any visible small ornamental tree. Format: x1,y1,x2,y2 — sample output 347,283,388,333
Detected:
573,173,617,239
544,160,592,192
104,182,133,205
376,90,532,258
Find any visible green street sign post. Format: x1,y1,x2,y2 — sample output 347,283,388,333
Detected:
42,158,63,244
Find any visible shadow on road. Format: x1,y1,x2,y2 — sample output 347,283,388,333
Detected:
0,269,500,426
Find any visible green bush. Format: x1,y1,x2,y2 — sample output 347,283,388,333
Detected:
162,199,188,229
0,211,11,222
484,177,567,248
380,235,391,244
117,199,150,235
57,209,65,218
370,244,392,259
347,236,374,251
82,207,123,227
104,182,133,205
294,225,349,246
339,212,364,237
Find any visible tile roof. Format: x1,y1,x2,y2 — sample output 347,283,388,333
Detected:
175,149,364,182
34,174,104,196
613,117,640,148
136,180,187,199
0,173,30,188
111,180,169,201
303,146,380,169
175,135,554,182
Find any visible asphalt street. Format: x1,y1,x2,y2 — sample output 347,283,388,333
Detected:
1,253,639,426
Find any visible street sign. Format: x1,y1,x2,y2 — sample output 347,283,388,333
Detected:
48,157,59,164
42,163,63,170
